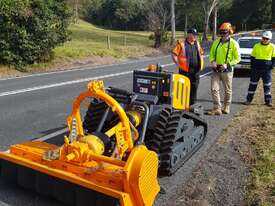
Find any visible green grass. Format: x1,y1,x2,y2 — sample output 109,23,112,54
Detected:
54,20,157,59
54,20,201,60
245,117,275,206
239,76,275,206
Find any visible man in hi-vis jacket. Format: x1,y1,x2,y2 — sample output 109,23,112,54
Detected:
172,28,204,106
244,31,275,107
208,22,240,115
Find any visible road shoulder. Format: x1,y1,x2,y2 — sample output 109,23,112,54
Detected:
171,72,275,206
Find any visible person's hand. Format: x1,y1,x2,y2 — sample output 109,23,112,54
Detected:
222,64,227,69
211,61,217,68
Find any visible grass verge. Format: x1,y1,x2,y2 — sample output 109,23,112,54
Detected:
172,71,275,206
236,72,275,205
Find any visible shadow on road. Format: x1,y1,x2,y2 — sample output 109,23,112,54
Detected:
197,99,245,105
234,69,251,78
39,125,67,136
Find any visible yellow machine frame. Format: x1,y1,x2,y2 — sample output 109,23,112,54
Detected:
172,74,191,110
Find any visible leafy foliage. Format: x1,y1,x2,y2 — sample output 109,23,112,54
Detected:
0,0,72,68
223,0,272,30
81,0,272,32
84,0,147,30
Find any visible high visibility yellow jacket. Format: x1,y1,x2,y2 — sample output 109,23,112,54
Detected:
209,38,240,67
251,42,275,70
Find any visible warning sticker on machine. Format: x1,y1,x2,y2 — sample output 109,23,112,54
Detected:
139,87,148,93
137,78,151,84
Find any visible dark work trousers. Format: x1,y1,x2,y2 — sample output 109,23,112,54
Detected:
179,70,200,105
246,68,272,104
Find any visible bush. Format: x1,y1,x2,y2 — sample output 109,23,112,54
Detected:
0,0,72,68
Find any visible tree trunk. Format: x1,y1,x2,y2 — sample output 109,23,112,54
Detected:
203,12,210,42
202,0,218,42
212,6,217,40
272,0,275,29
74,0,79,23
185,14,188,37
171,0,176,45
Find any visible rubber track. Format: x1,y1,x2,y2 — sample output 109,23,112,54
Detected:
159,110,207,176
0,159,120,206
83,101,108,133
145,107,173,159
83,101,119,134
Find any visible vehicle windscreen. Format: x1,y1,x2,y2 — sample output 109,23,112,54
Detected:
239,39,261,48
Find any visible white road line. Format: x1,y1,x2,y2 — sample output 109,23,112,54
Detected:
200,71,212,77
0,54,211,98
0,54,209,82
0,65,169,97
0,70,136,97
0,55,170,81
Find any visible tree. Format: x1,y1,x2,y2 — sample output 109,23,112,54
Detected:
146,0,170,48
73,0,79,22
223,0,271,30
67,0,87,22
212,5,218,40
114,0,146,29
176,0,198,35
212,0,233,40
202,0,218,42
0,0,72,68
83,0,147,30
171,0,176,45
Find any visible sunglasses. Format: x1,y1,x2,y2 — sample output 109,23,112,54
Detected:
262,37,270,41
220,30,229,35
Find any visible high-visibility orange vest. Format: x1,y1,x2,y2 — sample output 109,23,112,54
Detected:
178,40,204,72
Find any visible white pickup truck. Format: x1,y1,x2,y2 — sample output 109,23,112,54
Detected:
235,36,261,69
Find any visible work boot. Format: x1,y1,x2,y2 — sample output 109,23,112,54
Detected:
222,104,230,114
207,107,222,115
265,102,272,107
243,101,251,105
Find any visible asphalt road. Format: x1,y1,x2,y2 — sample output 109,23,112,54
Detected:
0,32,273,206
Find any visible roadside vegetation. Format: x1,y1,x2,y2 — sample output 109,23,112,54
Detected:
172,72,275,206
0,20,156,76
0,0,71,68
238,78,275,205
54,20,155,59
0,19,187,77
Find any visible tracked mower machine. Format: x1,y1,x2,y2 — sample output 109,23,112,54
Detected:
0,65,207,206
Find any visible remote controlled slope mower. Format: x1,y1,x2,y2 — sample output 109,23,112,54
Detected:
0,65,207,206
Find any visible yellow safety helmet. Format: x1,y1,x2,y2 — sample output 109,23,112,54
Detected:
219,22,233,34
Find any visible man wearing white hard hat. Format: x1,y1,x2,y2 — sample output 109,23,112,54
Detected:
244,31,275,107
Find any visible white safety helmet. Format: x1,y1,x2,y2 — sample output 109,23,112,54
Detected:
262,31,272,40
